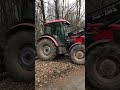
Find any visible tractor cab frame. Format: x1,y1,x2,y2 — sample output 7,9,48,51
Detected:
44,20,71,47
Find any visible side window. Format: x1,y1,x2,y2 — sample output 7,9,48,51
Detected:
51,26,56,35
56,27,62,36
55,23,62,36
46,26,51,34
62,25,68,37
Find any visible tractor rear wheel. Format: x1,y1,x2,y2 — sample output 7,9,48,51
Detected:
5,31,35,82
86,44,120,89
0,48,5,80
70,44,85,64
0,47,4,73
37,39,56,60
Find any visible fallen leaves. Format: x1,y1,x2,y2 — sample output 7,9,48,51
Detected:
35,56,81,89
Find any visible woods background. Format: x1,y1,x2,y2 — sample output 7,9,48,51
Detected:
35,0,85,40
0,0,34,46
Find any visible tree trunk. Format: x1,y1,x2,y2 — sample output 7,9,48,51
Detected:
40,0,46,32
54,0,59,19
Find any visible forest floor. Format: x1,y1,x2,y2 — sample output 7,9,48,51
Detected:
0,73,34,90
35,56,85,90
0,56,99,90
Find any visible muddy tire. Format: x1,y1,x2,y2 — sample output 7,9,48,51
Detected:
86,44,120,89
5,31,35,82
37,39,56,60
70,44,85,64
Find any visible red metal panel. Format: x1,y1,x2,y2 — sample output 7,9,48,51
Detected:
40,35,59,46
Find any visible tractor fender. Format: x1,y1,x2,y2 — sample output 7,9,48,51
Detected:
69,43,81,52
7,23,35,38
86,40,110,55
10,23,35,29
38,35,59,46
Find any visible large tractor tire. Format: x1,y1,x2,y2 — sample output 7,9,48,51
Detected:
70,44,85,65
0,48,4,73
5,31,35,82
0,48,5,80
37,39,56,60
86,44,120,89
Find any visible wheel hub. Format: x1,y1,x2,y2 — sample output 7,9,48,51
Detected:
19,46,36,71
75,50,84,59
43,45,51,55
97,57,119,79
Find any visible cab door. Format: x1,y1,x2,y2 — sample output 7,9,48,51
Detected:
55,23,66,45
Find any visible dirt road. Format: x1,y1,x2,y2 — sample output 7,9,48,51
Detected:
44,66,85,90
35,56,85,90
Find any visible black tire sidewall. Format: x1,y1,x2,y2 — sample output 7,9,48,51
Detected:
70,44,85,64
86,44,120,89
37,39,56,60
5,31,35,81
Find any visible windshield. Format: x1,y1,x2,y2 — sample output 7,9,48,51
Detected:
45,22,60,35
45,25,52,34
45,22,70,36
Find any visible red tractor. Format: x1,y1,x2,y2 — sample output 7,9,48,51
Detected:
37,19,85,64
86,0,120,89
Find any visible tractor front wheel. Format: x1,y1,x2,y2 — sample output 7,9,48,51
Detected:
37,39,56,60
86,44,120,89
70,44,85,64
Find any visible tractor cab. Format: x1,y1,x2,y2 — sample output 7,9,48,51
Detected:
44,20,70,45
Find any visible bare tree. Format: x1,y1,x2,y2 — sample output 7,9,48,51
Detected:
40,0,46,24
36,0,85,33
62,0,65,18
0,0,24,43
54,0,59,19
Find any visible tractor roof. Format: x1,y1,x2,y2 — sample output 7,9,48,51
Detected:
45,19,70,25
